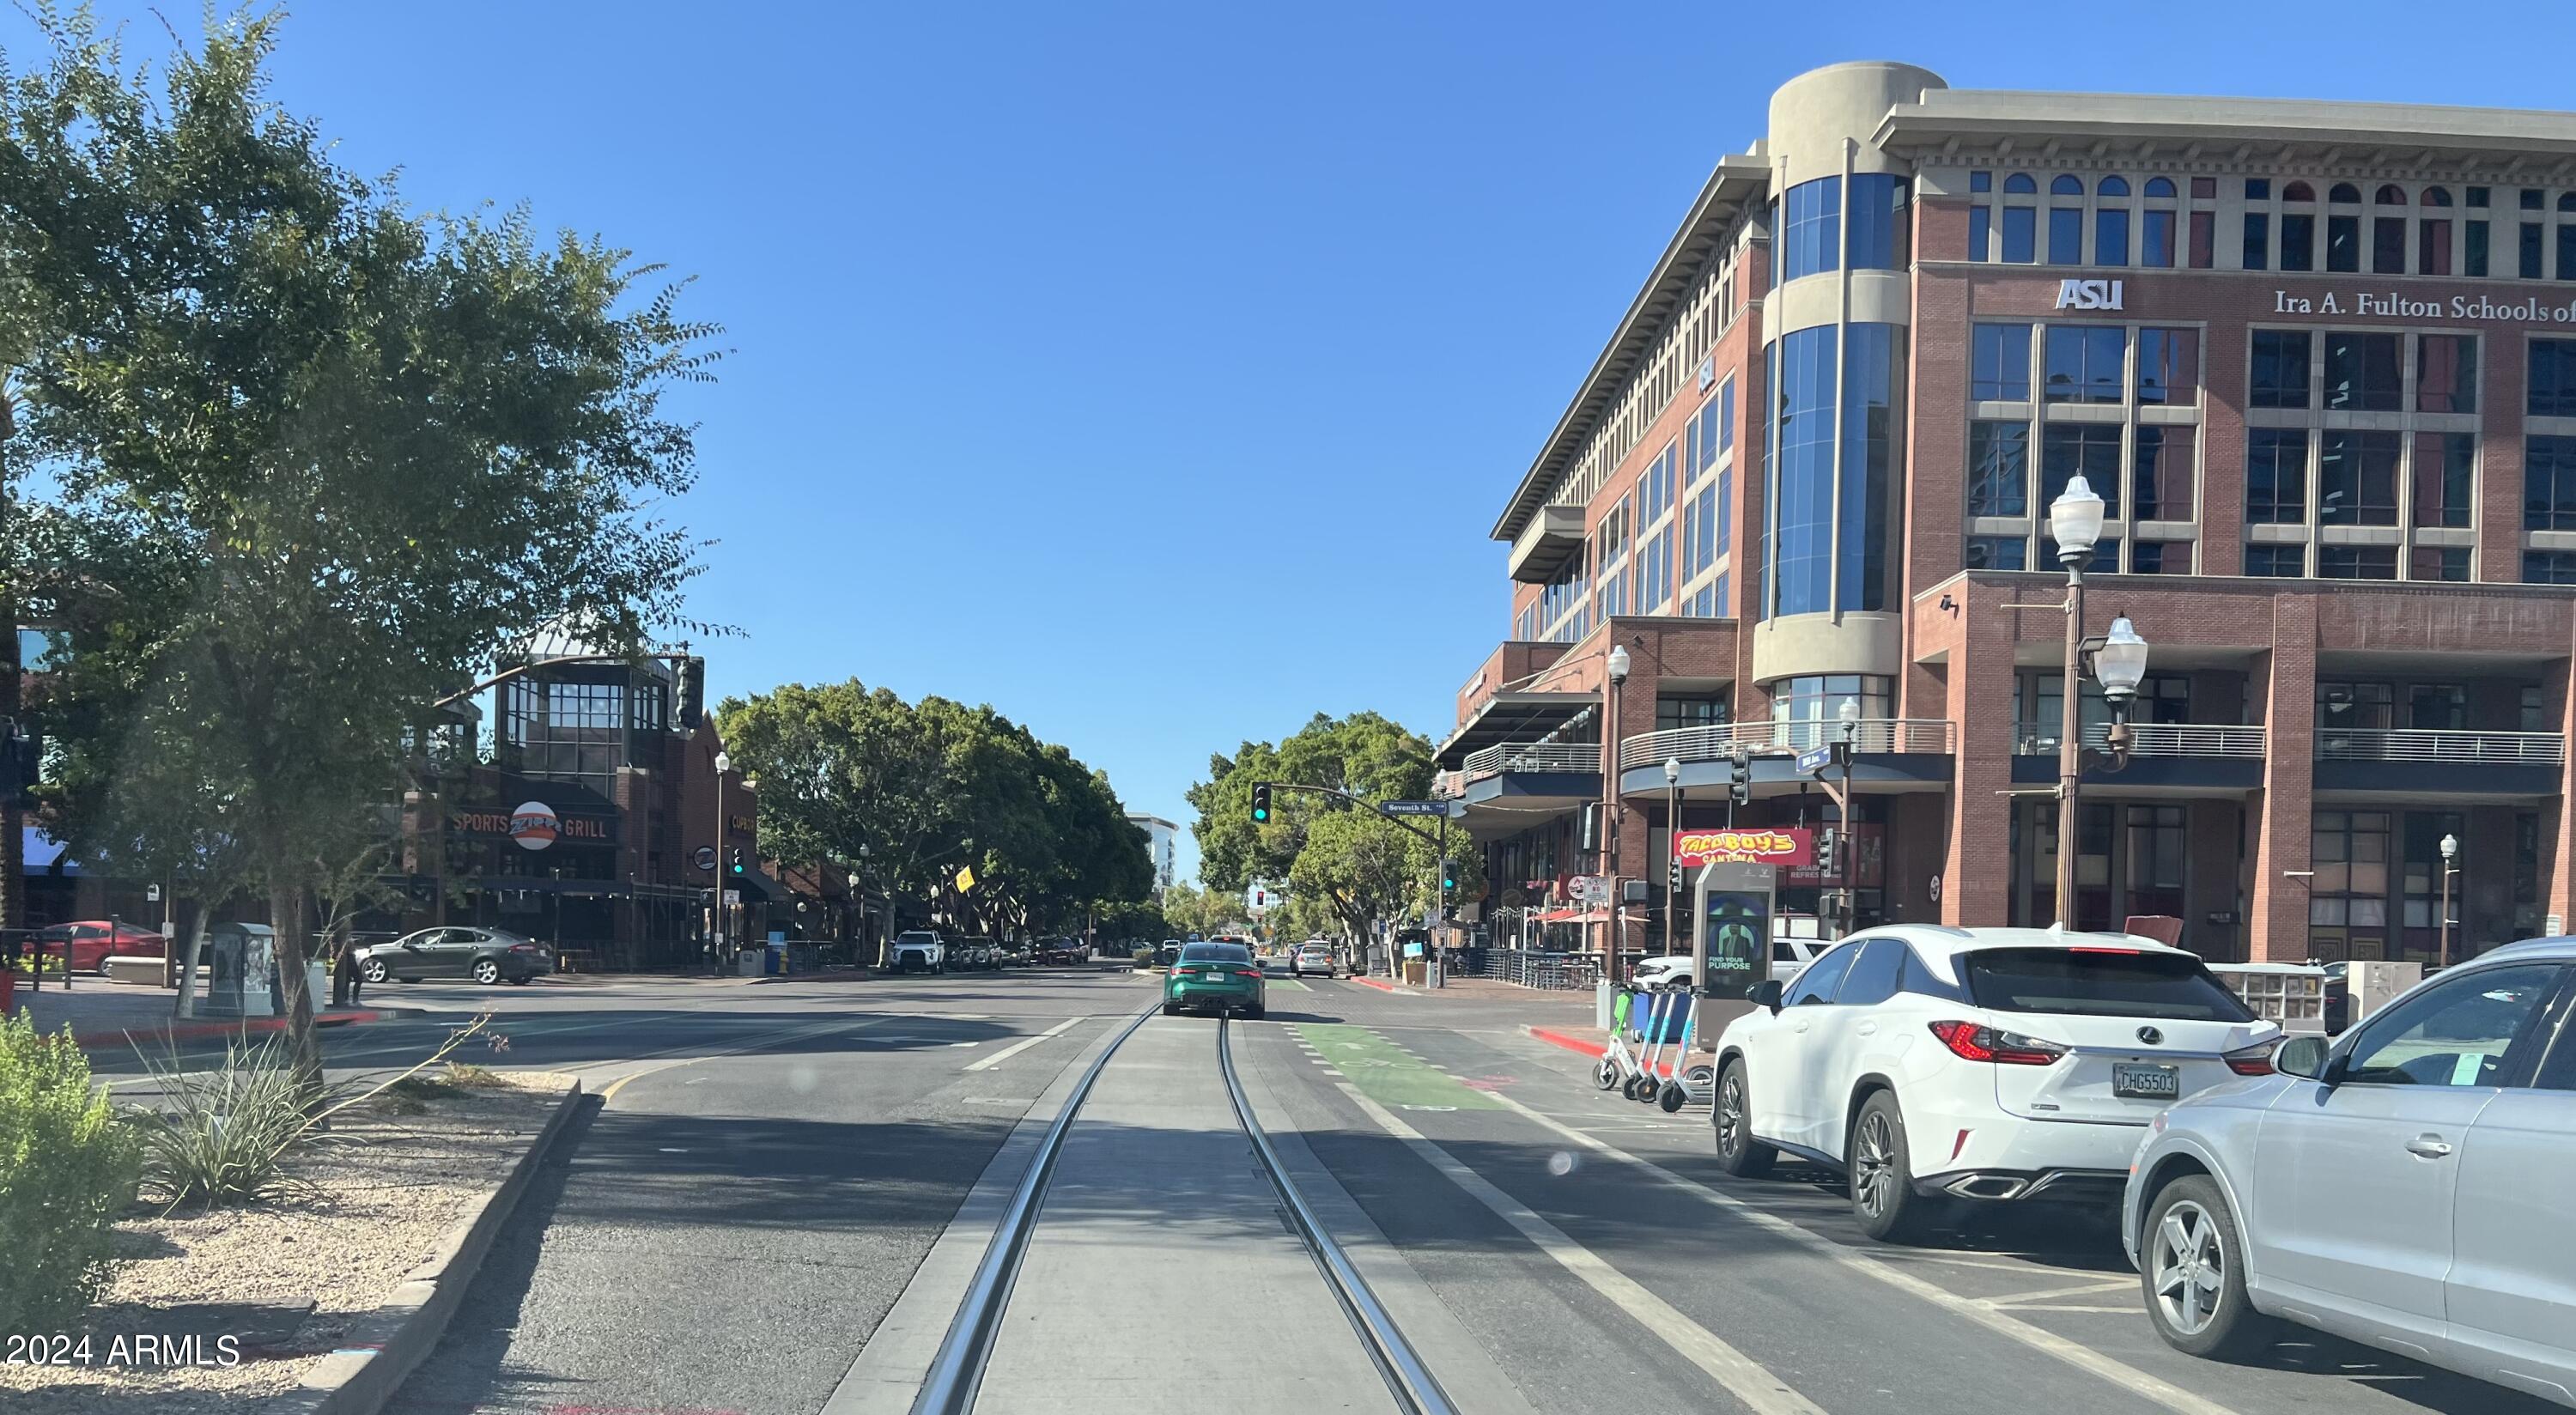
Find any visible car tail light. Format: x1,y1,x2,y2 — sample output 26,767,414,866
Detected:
1928,1020,2068,1066
1235,968,1261,979
2224,1040,2278,1076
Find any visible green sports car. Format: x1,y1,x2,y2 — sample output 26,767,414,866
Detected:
1163,940,1266,1018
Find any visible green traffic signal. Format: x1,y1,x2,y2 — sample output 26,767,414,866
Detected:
1251,781,1272,823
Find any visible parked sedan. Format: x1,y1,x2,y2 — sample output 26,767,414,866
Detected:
355,927,553,985
1163,941,1265,1018
2126,938,2575,1404
1711,926,2281,1242
26,920,167,974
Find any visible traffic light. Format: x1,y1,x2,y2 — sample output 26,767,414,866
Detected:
676,655,705,729
1728,747,1752,806
1817,827,1838,872
1668,858,1685,890
1250,781,1272,823
727,846,747,877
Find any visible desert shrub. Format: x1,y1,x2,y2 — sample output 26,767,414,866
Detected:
0,1010,143,1328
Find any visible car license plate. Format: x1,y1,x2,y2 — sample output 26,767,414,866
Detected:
2111,1062,2180,1100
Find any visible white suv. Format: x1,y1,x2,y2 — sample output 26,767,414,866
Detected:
1710,926,2281,1242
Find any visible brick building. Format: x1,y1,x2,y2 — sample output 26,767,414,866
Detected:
1440,62,2576,969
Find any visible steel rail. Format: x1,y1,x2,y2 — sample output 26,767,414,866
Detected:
1218,1017,1461,1415
908,1003,1158,1415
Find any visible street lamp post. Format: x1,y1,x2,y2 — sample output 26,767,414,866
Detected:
1837,697,1860,938
2439,832,2459,969
2044,475,2150,930
1662,756,1682,963
713,750,731,971
1603,643,1631,982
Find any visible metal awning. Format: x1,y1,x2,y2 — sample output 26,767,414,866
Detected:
21,826,76,876
1434,691,1596,768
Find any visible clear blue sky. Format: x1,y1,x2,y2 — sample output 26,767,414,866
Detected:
21,2,2576,884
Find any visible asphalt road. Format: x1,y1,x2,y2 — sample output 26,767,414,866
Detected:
344,963,2553,1415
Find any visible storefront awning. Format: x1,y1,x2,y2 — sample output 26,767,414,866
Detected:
1534,908,1607,925
728,871,775,903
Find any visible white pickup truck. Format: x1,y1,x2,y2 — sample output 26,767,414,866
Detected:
891,930,945,974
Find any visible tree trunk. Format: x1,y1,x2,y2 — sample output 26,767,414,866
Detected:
328,916,352,1007
173,903,208,1019
270,883,321,1095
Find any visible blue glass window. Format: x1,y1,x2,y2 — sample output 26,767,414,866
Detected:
2524,550,2576,584
2526,435,2576,531
2049,206,2083,264
1970,171,1992,194
1779,178,1843,282
2142,210,2174,267
2530,339,2576,416
1718,379,1735,454
1845,173,1907,270
2246,544,2306,578
1965,537,2026,570
2004,173,2037,195
1839,324,1898,613
2041,424,2123,555
1969,205,1990,262
2098,175,2129,198
1767,327,1838,617
1968,422,2029,516
2251,331,2312,409
2245,428,2308,524
2143,177,2176,198
1971,323,2032,400
2095,208,2130,266
2002,206,2036,264
2044,325,2126,404
2051,174,2084,197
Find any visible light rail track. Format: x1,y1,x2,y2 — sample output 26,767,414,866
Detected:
908,1008,1458,1415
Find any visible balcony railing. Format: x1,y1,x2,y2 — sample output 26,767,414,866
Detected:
1460,742,1601,777
1618,719,1955,772
2013,721,2269,758
2314,728,2565,763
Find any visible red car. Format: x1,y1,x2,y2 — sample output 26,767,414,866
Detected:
25,920,168,974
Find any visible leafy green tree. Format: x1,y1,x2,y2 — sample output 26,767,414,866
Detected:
716,681,1149,945
1188,711,1432,893
4,10,714,1084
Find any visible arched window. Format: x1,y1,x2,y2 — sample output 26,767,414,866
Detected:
2329,182,2361,203
2098,175,2130,197
2283,181,2314,203
2376,184,2407,205
2421,186,2452,207
2143,177,2175,198
2004,173,2037,195
2050,174,2084,196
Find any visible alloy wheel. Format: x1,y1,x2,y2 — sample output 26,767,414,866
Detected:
2151,1200,2227,1336
1717,1076,1747,1155
1853,1113,1897,1217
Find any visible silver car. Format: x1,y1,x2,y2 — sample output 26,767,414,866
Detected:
2123,937,2576,1406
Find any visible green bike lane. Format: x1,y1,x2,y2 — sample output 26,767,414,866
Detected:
1242,1005,2546,1415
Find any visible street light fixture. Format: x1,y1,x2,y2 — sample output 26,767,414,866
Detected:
2044,475,2151,931
713,750,732,969
2439,833,2460,969
1662,756,1683,968
1600,642,1632,982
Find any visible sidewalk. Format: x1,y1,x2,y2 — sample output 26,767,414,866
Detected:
4,978,394,1050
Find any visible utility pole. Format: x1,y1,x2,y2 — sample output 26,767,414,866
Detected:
1,392,22,942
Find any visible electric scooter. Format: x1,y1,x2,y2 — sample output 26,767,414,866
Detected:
1656,993,1716,1112
1592,986,1640,1090
1621,987,1681,1099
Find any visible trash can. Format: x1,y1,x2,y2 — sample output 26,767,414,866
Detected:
763,944,785,976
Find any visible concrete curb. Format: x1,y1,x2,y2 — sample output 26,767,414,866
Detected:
1526,1024,1608,1059
270,1075,588,1415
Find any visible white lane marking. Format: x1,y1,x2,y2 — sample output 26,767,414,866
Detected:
1483,1089,2245,1415
1334,1081,1826,1415
2007,1305,2140,1315
1984,1278,2141,1306
963,1016,1086,1072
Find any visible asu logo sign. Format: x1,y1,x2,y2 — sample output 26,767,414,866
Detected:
2055,277,2124,311
509,801,560,852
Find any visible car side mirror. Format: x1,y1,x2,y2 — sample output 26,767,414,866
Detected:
1748,979,1784,1014
2275,1034,2332,1081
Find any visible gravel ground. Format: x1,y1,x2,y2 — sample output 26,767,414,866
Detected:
1,1070,574,1415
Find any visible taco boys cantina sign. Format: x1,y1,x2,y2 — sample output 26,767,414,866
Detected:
1672,828,1816,870
453,801,616,852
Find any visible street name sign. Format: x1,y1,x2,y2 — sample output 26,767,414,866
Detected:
1795,746,1833,775
1379,799,1450,817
